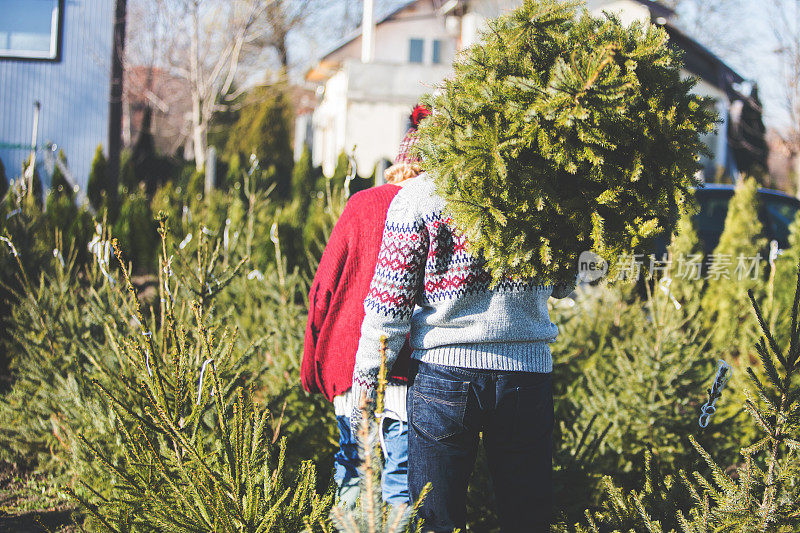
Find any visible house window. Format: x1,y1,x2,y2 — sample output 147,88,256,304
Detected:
432,39,442,64
409,38,424,64
0,0,62,61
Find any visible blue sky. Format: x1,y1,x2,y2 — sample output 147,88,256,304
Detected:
678,1,791,130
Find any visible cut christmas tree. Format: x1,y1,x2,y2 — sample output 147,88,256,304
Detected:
415,0,716,284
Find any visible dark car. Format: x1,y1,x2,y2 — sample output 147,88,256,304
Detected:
692,184,800,254
650,184,800,265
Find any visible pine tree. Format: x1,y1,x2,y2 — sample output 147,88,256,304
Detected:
665,207,705,307
292,145,320,212
0,184,59,383
60,221,334,531
578,261,800,532
225,152,243,193
330,339,429,533
0,184,339,494
701,177,767,356
415,0,715,285
0,232,124,473
44,192,78,241
187,167,206,200
573,449,691,533
225,86,294,199
87,144,109,211
567,281,727,485
43,152,85,250
119,148,138,193
49,149,73,199
112,185,157,272
678,281,800,530
548,284,637,522
330,409,427,533
769,209,800,341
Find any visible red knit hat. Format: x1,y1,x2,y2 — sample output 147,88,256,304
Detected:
395,104,431,165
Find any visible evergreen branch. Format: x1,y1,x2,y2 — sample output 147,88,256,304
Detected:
749,289,787,368
753,338,784,396
62,486,121,533
746,368,780,412
77,433,140,489
788,257,800,367
744,398,775,436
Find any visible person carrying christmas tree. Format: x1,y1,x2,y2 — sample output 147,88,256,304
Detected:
350,163,575,530
349,0,717,526
301,105,431,507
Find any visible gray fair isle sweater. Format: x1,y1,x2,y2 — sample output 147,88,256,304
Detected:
351,174,574,409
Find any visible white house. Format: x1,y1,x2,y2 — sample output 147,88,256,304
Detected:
299,0,458,179
299,0,766,182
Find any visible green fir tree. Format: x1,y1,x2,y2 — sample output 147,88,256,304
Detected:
49,149,73,200
769,209,800,340
665,207,705,307
331,339,429,533
119,148,138,193
62,221,334,531
112,185,157,272
0,181,341,495
292,145,320,212
415,0,715,285
87,144,109,211
225,152,243,193
568,282,723,484
701,177,767,356
578,262,800,532
187,167,206,200
225,86,294,199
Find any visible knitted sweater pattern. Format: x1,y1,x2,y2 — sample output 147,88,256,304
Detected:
351,174,573,405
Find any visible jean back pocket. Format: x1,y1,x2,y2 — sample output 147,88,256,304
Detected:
410,372,469,441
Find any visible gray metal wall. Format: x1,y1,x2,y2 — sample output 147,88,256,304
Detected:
0,0,113,191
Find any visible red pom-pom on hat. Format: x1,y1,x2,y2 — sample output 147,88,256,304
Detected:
395,104,432,165
410,104,432,130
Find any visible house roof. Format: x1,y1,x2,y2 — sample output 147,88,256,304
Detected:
658,19,745,94
317,0,423,63
306,0,432,82
626,0,674,19
308,0,749,96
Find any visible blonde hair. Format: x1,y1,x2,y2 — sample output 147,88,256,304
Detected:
384,162,422,184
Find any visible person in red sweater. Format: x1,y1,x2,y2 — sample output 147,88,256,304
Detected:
301,105,431,506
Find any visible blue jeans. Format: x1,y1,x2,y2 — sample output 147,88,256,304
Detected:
408,360,554,533
334,415,409,507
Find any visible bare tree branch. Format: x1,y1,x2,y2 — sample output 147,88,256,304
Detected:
125,0,322,170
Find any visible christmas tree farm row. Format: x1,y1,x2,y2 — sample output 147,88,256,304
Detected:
0,175,799,530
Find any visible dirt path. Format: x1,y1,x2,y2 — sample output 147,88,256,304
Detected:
0,463,77,533
0,509,76,533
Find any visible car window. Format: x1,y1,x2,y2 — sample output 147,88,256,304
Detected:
696,197,729,227
763,197,799,249
694,196,729,252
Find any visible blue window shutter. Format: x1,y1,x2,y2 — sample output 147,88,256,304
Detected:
432,39,442,64
409,38,424,64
